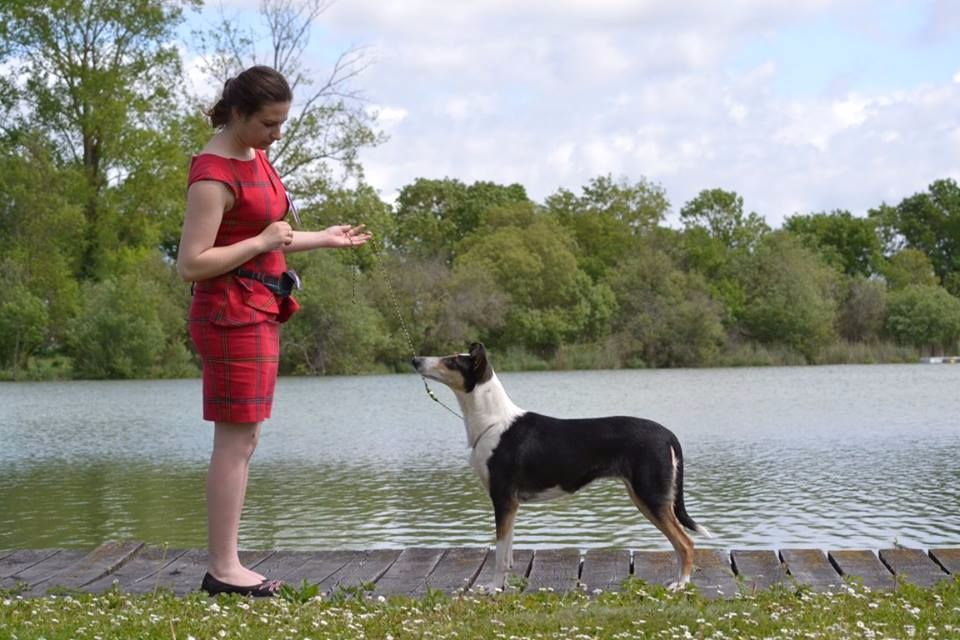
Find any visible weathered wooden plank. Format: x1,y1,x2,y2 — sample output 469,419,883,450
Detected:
879,548,950,588
317,549,400,596
780,549,843,592
242,550,316,583
692,549,737,599
28,541,144,595
1,550,88,592
85,545,189,594
930,548,960,574
147,548,276,596
829,550,895,590
579,548,631,593
373,547,446,596
731,549,786,592
270,550,360,588
631,550,678,588
0,551,14,562
418,547,488,595
0,549,62,581
472,548,534,592
526,548,581,593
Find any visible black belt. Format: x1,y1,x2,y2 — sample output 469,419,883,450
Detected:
235,269,302,297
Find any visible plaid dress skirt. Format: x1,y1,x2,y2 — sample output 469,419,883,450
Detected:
189,274,294,423
190,311,280,423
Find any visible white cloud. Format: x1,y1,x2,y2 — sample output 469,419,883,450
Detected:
370,105,408,130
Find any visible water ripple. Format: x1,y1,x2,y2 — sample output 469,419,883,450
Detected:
1,365,959,550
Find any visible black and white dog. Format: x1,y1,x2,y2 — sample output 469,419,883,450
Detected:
412,343,709,591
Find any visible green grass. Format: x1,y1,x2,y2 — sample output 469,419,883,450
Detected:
2,577,958,639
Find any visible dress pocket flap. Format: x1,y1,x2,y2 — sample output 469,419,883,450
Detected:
208,277,280,326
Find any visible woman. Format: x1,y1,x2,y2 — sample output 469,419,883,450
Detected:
176,65,371,597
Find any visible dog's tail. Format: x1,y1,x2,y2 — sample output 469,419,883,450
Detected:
671,443,711,538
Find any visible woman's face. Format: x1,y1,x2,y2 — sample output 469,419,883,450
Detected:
232,101,291,149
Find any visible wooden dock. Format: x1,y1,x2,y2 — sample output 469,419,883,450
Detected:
1,543,957,599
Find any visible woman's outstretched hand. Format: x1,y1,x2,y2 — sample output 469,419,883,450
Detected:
325,224,372,248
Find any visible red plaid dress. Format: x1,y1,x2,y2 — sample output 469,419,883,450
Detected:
187,150,300,423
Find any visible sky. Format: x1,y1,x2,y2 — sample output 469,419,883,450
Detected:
183,0,960,228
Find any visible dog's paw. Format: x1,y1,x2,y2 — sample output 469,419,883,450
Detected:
477,581,504,594
666,579,690,592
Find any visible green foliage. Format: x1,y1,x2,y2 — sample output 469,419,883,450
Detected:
456,209,613,352
1,0,197,279
680,188,769,252
836,277,887,342
280,251,388,375
547,174,669,280
871,178,960,295
0,286,49,373
885,284,960,355
678,189,767,328
882,248,939,290
65,255,195,379
605,247,724,367
393,178,530,262
738,232,839,360
277,578,321,604
784,210,883,277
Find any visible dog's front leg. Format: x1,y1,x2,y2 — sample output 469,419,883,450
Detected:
490,493,518,591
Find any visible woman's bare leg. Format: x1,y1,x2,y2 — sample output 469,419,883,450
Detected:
206,421,265,585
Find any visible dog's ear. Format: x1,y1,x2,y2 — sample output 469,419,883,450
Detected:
468,342,492,386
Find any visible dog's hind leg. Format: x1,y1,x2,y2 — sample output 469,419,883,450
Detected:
657,507,695,591
624,482,695,591
491,493,519,591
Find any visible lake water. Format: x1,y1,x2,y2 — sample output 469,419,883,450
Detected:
1,364,958,552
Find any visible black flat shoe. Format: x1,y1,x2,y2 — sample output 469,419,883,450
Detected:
201,572,282,597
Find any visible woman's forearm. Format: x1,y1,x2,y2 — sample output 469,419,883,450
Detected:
283,229,340,252
177,236,267,282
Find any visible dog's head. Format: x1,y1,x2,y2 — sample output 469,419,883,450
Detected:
411,342,493,393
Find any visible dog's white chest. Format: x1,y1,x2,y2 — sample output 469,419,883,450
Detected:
468,431,501,489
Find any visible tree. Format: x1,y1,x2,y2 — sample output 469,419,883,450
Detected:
679,189,769,326
738,232,839,359
0,136,86,343
836,277,887,342
784,210,882,277
870,178,960,295
280,251,388,375
885,285,960,356
0,287,49,375
455,205,615,352
680,188,769,253
605,247,724,367
1,0,198,278
547,174,669,281
393,178,530,262
882,248,939,290
193,0,384,200
66,264,195,379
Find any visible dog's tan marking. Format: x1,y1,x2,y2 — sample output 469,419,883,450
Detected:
625,482,695,589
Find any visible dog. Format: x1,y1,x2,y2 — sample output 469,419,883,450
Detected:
412,342,709,591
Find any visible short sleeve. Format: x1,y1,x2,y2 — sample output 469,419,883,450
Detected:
188,154,239,199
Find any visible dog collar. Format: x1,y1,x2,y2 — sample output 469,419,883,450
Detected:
470,423,499,449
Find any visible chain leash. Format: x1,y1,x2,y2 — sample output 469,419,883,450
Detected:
347,232,463,420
